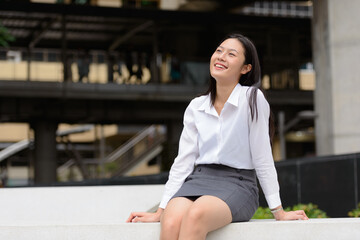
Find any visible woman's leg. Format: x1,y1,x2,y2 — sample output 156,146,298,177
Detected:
160,197,193,240
178,195,232,240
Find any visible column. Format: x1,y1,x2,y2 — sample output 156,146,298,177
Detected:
33,121,58,184
313,0,360,155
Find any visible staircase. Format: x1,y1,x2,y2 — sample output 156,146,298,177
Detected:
1,124,166,182
104,125,166,177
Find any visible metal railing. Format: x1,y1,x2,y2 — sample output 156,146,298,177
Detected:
239,1,313,18
104,125,166,177
259,152,360,217
0,124,94,163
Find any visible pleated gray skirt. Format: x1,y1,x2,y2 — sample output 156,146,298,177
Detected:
171,164,259,222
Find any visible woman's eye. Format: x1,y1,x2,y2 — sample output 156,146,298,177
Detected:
229,53,235,57
216,49,222,53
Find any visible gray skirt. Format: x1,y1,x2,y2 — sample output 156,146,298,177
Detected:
171,164,259,222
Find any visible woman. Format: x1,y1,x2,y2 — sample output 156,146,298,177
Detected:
126,33,308,239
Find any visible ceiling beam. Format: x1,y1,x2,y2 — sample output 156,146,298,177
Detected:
29,16,61,49
108,20,153,52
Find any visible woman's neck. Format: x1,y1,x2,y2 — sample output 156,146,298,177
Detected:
214,82,237,115
215,82,237,105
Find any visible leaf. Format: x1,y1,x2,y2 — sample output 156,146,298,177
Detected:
0,23,15,47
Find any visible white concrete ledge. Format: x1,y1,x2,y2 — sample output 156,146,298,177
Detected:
1,219,360,240
0,185,164,225
1,186,360,239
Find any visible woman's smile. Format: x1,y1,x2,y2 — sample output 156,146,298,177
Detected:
214,63,228,70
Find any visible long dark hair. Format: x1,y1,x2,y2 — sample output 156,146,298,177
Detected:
205,33,275,142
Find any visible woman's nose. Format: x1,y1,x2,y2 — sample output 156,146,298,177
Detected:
218,52,225,61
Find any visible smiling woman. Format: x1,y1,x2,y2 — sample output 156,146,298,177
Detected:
127,33,308,240
210,40,250,85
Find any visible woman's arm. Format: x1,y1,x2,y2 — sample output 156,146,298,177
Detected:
249,92,308,220
249,92,281,209
126,208,164,223
158,101,199,209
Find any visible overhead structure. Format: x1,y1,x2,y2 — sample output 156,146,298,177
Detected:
0,0,314,184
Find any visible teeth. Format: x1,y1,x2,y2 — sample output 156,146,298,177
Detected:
215,64,226,69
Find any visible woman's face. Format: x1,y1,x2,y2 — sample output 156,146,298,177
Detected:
210,38,251,84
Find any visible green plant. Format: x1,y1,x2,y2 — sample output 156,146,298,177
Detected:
285,203,328,218
252,203,328,219
104,162,118,173
348,203,360,217
0,23,15,47
252,206,273,219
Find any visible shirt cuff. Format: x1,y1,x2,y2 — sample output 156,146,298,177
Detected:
265,192,282,209
159,195,170,209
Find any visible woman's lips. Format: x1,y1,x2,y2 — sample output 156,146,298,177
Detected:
214,63,227,69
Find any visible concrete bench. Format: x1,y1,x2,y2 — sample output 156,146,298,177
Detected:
1,218,360,240
0,185,359,239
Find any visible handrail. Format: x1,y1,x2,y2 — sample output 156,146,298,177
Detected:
0,124,94,163
113,138,165,177
0,139,30,162
57,159,75,175
56,124,94,137
104,125,166,177
105,125,161,163
0,124,166,179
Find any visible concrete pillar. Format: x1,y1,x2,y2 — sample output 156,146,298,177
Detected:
312,0,360,155
33,121,58,184
107,54,114,83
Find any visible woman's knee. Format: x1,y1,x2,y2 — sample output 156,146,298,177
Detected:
161,198,192,228
161,209,184,233
183,205,207,225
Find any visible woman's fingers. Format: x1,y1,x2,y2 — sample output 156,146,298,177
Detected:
126,212,144,223
294,210,309,220
126,211,161,223
127,208,163,223
286,210,308,220
132,215,151,223
276,210,309,221
126,213,135,222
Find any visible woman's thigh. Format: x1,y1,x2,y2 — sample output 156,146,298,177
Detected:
182,195,232,232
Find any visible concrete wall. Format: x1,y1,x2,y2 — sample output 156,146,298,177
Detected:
0,185,164,226
313,0,360,155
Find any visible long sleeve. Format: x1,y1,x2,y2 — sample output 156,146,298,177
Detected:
159,102,199,209
249,91,281,209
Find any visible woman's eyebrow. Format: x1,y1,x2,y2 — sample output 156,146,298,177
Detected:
218,46,239,53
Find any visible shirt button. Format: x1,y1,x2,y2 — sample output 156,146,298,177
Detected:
239,176,244,180
198,168,201,172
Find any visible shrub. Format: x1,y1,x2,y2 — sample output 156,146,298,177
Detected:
252,207,273,219
285,203,328,218
348,203,360,217
252,203,328,219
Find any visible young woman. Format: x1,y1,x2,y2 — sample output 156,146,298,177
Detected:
126,33,309,239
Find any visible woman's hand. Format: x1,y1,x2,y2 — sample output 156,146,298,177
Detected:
126,208,164,223
271,207,309,221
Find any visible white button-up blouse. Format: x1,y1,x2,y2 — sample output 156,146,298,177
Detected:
159,83,281,209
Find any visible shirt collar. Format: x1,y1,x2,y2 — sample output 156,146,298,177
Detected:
226,83,241,107
198,94,216,116
197,83,241,115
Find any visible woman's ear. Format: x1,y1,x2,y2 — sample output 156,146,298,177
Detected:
241,64,252,74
